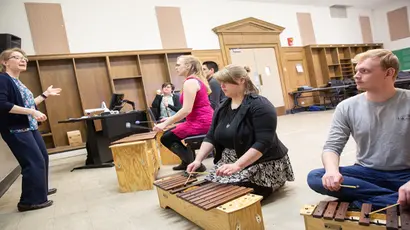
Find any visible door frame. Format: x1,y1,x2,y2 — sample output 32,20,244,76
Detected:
213,17,289,115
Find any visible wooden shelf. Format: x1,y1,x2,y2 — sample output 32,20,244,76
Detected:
47,143,86,154
19,48,224,154
305,43,383,87
112,75,142,80
21,48,219,154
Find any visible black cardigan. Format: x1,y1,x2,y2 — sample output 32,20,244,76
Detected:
0,73,32,132
204,93,288,167
151,94,182,119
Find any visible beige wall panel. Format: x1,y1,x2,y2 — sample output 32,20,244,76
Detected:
387,7,410,41
296,13,317,45
25,3,70,55
359,16,374,43
155,6,187,49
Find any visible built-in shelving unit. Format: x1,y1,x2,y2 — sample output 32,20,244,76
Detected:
304,43,383,87
22,48,193,154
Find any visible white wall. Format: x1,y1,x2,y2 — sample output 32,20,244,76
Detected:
372,0,410,51
0,0,374,55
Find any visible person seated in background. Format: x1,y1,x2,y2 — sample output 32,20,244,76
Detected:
0,48,61,211
187,65,295,200
153,55,213,171
202,61,226,110
151,82,181,122
307,49,410,211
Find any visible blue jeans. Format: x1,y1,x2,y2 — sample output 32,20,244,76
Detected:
1,130,49,205
307,164,410,209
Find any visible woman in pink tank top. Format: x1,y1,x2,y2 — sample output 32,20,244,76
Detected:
153,55,213,171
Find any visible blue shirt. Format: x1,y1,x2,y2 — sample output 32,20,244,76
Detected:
9,77,38,133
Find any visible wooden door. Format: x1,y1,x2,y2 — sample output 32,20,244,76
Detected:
229,48,286,108
253,48,285,108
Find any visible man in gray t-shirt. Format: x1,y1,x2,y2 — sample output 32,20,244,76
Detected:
307,49,410,210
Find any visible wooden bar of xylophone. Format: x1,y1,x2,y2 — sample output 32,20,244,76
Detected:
153,174,265,230
300,200,410,230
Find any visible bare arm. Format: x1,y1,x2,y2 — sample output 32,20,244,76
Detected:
9,105,35,115
34,95,46,106
322,151,341,173
162,79,199,127
194,142,215,162
235,148,263,169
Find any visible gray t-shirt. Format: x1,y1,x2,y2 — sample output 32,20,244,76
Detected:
323,88,410,171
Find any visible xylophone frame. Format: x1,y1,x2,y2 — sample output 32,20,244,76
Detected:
300,200,410,230
154,174,265,230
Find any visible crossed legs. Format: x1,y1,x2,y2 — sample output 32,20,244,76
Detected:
307,164,410,209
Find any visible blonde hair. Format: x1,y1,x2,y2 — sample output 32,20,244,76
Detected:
214,64,259,95
352,49,400,79
178,55,212,95
0,48,27,73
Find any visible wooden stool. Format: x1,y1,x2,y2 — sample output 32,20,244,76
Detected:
109,132,160,192
156,124,182,165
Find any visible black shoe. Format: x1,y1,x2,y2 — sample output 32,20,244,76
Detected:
47,188,57,195
195,164,206,172
17,200,53,212
173,162,188,171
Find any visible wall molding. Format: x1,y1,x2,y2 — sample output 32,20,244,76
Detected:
0,166,20,198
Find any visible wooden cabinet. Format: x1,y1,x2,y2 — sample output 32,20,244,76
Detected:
22,49,193,154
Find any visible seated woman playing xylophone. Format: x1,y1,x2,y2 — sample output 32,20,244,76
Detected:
307,49,410,211
186,65,295,199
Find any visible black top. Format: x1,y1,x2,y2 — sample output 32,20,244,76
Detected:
151,93,182,120
208,77,226,110
214,105,241,149
0,72,32,132
204,93,288,167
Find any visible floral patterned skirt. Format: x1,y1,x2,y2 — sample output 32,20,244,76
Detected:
205,148,295,190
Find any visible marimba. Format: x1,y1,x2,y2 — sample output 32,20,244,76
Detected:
300,200,410,230
154,174,265,230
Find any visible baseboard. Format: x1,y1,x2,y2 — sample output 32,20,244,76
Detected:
276,106,286,116
0,166,20,198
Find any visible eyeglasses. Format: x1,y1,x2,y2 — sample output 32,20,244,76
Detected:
9,56,29,62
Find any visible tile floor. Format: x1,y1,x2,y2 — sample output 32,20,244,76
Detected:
0,110,358,230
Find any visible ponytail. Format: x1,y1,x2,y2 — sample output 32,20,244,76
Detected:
244,66,259,95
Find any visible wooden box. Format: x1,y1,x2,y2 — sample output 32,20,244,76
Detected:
109,132,160,192
156,129,182,165
67,130,82,146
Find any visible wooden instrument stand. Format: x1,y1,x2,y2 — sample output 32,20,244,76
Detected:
300,200,410,230
109,132,160,192
154,174,265,230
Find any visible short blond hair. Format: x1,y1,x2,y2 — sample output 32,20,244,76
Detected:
352,49,400,78
0,48,27,73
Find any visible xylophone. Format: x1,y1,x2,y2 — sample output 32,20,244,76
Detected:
153,174,265,230
300,200,410,230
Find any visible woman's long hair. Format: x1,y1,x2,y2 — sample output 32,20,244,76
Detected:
178,55,212,95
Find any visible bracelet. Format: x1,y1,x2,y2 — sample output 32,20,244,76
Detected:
41,93,48,99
